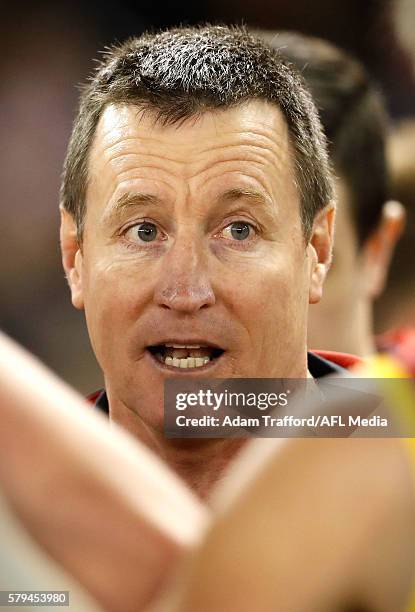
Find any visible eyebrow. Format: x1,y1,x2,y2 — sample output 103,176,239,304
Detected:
220,187,272,206
103,192,162,225
215,187,277,221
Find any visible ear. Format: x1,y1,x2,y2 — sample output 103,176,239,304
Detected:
60,207,84,310
361,200,406,299
308,203,336,305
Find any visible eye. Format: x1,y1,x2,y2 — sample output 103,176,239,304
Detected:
222,221,253,241
125,222,158,243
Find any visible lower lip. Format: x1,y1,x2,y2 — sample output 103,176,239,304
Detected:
145,349,223,374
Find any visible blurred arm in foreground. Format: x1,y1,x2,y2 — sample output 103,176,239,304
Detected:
0,331,208,612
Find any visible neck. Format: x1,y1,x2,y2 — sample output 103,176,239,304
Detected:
105,351,310,499
108,397,246,499
155,437,247,500
309,297,375,357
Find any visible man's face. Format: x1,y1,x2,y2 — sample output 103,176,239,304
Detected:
64,100,327,429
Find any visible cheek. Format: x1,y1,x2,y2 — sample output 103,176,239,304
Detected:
81,257,153,362
224,248,309,336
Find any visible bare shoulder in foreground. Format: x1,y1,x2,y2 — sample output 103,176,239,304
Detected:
152,435,415,612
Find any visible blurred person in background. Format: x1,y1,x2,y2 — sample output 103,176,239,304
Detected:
373,0,415,372
378,119,415,329
374,119,415,372
260,31,406,357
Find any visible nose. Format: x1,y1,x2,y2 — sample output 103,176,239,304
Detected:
153,238,216,313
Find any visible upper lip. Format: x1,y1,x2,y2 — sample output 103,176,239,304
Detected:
146,338,224,350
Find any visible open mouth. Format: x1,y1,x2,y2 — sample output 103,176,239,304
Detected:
147,343,224,369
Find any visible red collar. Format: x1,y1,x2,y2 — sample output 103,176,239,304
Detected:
312,350,363,371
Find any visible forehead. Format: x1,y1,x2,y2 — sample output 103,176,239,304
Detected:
86,99,299,211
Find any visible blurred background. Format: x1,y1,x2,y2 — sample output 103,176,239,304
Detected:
1,0,414,393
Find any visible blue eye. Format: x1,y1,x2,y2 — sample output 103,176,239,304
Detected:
228,221,251,241
133,222,158,242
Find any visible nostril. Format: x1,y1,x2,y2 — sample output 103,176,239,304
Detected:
155,284,215,312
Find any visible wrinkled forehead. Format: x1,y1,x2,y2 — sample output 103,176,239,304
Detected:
86,99,299,209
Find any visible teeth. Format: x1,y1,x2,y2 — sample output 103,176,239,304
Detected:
163,355,211,368
165,344,201,349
